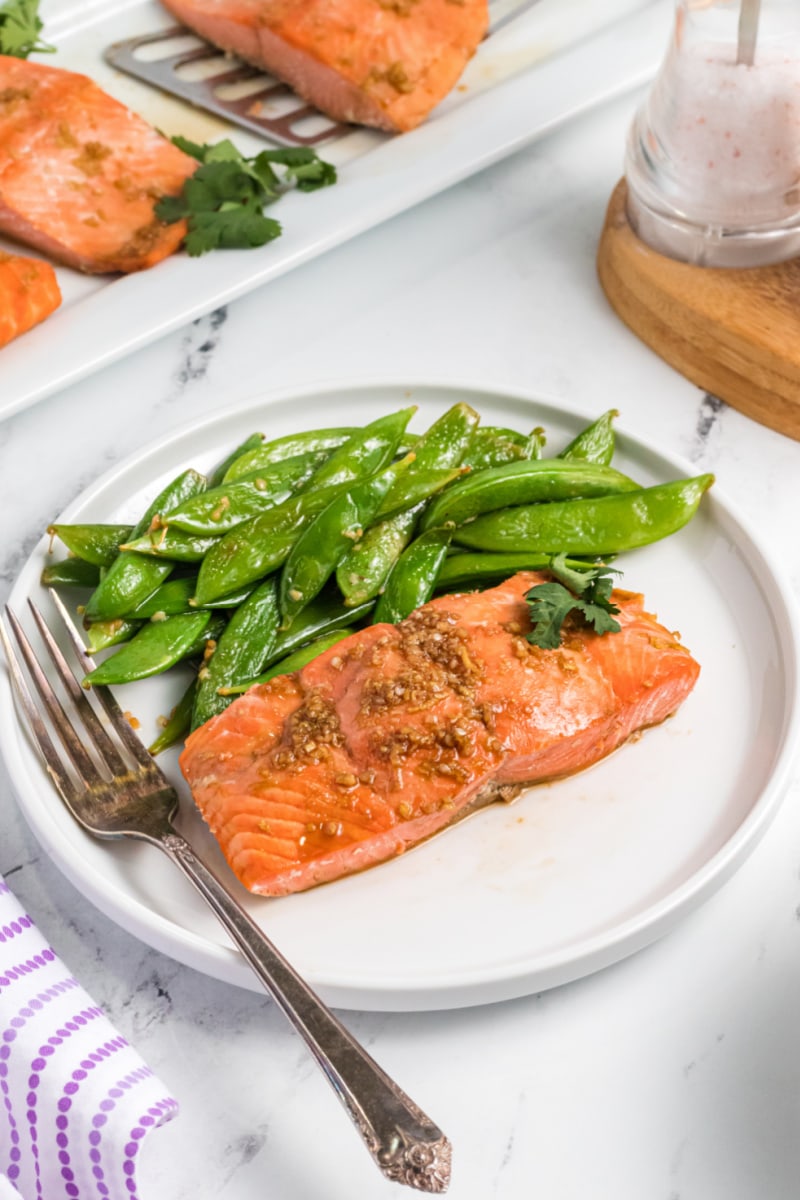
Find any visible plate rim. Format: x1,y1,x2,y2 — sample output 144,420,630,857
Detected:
3,375,799,1011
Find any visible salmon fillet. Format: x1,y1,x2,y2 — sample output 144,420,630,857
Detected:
160,0,489,133
0,56,196,273
180,572,701,896
0,249,61,347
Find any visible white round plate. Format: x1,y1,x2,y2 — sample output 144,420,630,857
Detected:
2,381,798,1012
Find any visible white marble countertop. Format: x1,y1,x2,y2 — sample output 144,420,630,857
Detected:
2,67,800,1200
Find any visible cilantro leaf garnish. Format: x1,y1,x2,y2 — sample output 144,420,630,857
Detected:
155,137,337,257
0,0,54,58
525,556,622,650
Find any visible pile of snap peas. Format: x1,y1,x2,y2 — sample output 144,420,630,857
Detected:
43,403,713,752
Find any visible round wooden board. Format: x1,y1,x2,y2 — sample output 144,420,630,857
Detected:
597,179,800,442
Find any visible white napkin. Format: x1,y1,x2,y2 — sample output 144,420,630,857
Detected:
0,879,178,1199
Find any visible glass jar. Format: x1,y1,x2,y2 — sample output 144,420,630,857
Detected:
625,0,800,267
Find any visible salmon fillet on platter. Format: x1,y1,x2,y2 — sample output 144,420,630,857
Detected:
180,572,701,897
0,249,61,346
160,0,490,133
0,56,196,273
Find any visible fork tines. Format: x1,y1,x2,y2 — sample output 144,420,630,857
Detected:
1,593,172,828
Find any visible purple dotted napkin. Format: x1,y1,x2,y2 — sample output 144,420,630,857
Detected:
0,879,178,1199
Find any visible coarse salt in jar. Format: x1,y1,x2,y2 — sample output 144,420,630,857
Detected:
625,0,800,266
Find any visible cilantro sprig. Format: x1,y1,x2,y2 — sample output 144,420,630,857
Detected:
0,0,54,58
525,555,622,650
155,137,337,257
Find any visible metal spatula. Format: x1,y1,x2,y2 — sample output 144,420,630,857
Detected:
104,0,542,148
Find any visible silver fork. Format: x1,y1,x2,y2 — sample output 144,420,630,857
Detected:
0,592,451,1194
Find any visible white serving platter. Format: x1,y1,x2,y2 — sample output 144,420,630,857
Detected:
0,0,672,420
2,380,798,1012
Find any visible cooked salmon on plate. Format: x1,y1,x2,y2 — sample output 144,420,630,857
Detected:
160,0,489,133
0,249,61,347
0,56,196,273
180,572,700,897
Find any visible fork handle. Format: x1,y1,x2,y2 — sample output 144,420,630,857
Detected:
157,830,452,1193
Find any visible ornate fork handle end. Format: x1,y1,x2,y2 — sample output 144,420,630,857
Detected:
161,830,453,1193
378,1130,452,1193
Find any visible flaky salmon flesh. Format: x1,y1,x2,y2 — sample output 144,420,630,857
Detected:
0,56,196,274
161,0,489,133
180,572,701,897
0,249,61,347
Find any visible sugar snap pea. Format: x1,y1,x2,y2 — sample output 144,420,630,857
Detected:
162,451,328,535
193,484,344,606
525,428,546,460
482,424,545,453
85,617,142,653
222,427,356,483
420,460,639,532
192,578,281,728
41,559,101,589
198,584,256,610
337,402,479,606
453,475,714,555
462,425,544,471
48,524,133,567
84,469,207,621
119,527,219,562
263,589,373,666
372,402,479,514
558,409,619,465
120,469,208,540
148,679,197,755
395,433,420,456
380,404,479,503
435,551,598,590
218,630,351,696
279,463,404,629
373,466,466,519
374,528,453,624
84,610,226,686
209,432,264,488
337,511,419,608
124,577,199,619
301,407,415,491
83,551,178,621
196,527,295,608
